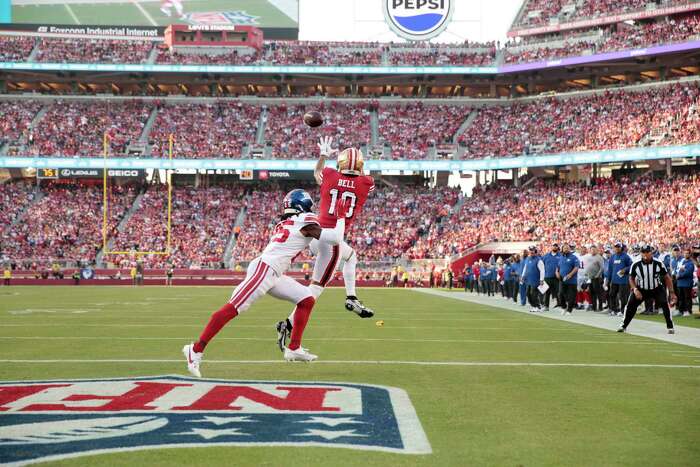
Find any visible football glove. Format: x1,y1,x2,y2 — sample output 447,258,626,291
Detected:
318,136,336,158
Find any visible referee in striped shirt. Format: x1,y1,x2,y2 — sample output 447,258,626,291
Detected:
618,244,677,334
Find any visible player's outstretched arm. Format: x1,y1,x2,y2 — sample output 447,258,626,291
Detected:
315,136,336,185
301,218,345,245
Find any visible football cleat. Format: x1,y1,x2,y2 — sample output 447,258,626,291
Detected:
345,297,374,318
668,328,675,335
284,346,318,362
182,343,202,378
617,326,625,333
276,319,292,352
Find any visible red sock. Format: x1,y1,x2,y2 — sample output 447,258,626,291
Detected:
193,302,238,353
288,297,315,351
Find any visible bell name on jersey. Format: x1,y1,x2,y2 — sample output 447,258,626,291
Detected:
318,167,375,229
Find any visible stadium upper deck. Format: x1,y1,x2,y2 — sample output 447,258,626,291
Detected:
1,80,699,162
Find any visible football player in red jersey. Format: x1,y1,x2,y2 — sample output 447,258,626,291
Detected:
276,137,376,351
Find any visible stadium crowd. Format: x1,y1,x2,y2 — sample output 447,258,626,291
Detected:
0,35,36,62
513,0,688,28
347,185,461,262
2,82,697,160
264,102,372,159
505,13,700,64
35,38,153,64
0,181,36,239
459,83,700,158
416,175,700,259
0,100,42,150
26,100,152,157
110,186,244,268
149,102,260,158
1,183,137,266
378,103,470,159
155,46,262,65
229,187,288,264
265,41,383,65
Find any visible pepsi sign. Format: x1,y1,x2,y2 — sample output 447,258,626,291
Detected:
0,376,431,464
384,0,454,41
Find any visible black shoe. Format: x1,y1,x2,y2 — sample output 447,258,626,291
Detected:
276,319,292,352
345,296,375,318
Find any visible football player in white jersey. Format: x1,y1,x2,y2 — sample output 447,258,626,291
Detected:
183,189,344,377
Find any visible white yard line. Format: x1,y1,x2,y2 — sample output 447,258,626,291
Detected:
131,0,158,26
0,336,659,345
64,3,81,24
414,289,700,349
0,324,587,330
0,359,697,368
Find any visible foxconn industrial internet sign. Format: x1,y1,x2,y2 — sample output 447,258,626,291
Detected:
384,0,454,41
0,376,431,464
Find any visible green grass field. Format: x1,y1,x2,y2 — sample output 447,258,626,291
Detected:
1,286,699,466
12,0,296,28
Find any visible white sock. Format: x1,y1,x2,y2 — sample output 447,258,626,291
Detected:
342,252,357,297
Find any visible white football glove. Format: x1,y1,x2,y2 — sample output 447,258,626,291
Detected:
317,136,336,157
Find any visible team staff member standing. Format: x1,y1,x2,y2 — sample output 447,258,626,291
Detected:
585,245,606,312
618,245,676,334
606,242,632,316
522,246,545,312
675,248,696,317
542,243,561,311
556,243,579,315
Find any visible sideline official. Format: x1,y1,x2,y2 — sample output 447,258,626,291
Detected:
618,245,676,334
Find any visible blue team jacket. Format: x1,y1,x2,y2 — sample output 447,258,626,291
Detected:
557,253,579,285
523,256,543,286
676,259,695,288
607,252,632,285
542,252,561,279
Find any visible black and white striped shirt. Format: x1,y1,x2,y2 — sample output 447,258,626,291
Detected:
630,258,668,290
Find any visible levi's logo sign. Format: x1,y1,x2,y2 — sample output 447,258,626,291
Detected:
0,376,431,464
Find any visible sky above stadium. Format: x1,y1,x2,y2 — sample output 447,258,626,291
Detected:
299,0,522,44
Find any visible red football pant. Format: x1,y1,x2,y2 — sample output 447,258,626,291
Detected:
288,297,315,351
194,303,238,353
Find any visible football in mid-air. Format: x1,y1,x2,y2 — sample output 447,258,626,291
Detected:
303,111,323,128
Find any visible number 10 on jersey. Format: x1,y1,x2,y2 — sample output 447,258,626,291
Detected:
328,189,356,217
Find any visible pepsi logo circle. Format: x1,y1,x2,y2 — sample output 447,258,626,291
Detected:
384,0,454,41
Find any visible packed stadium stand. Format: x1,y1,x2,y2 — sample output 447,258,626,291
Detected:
1,183,138,266
35,38,154,64
149,102,260,158
0,35,35,62
378,103,471,160
504,12,700,64
459,82,700,158
264,102,372,159
346,186,461,262
416,174,700,258
2,80,698,160
511,0,692,29
25,100,152,157
110,185,244,268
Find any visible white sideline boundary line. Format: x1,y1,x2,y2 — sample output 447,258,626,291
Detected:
0,359,697,368
413,289,700,349
0,336,660,345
